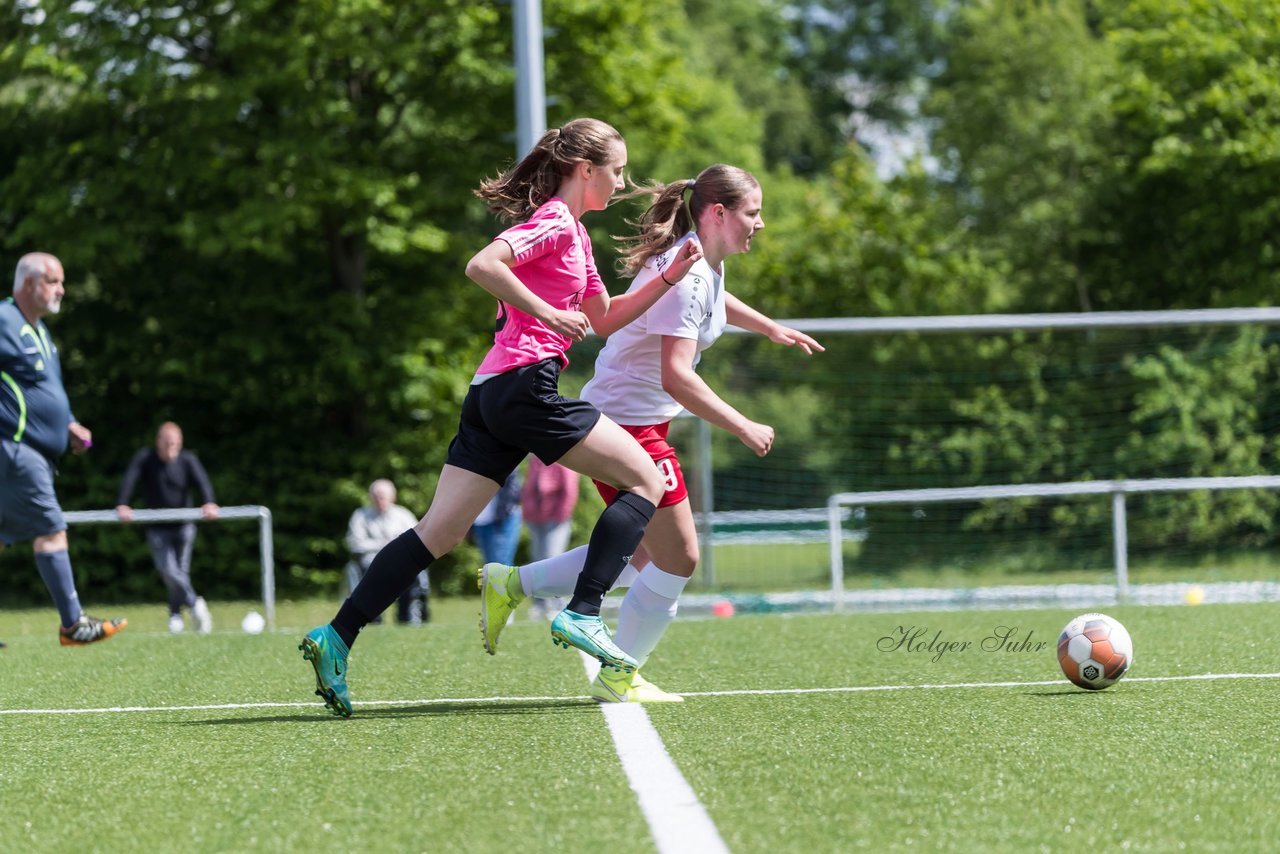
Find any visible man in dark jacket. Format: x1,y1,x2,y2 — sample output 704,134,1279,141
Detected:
116,422,219,634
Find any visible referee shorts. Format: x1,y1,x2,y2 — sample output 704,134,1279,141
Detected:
0,438,66,546
445,359,601,485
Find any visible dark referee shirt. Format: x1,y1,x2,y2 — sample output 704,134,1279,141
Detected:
0,296,73,459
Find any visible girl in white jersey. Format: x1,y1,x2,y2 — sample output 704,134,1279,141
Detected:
300,118,703,717
479,164,823,703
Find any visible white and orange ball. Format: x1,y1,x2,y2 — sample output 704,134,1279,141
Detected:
1057,613,1133,690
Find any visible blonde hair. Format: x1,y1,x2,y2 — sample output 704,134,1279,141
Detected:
615,164,759,277
474,118,625,223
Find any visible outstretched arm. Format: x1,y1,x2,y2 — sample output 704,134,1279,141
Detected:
724,293,824,355
660,335,774,457
115,448,148,519
582,239,704,338
186,454,220,519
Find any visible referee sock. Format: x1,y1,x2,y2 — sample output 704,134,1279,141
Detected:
332,529,434,648
35,550,83,627
568,492,656,617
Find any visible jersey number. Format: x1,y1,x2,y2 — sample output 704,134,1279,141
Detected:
656,458,679,493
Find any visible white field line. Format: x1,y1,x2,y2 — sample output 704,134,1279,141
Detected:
576,653,730,854
4,671,1279,716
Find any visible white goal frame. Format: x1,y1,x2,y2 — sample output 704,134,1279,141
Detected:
62,505,276,630
827,476,1280,599
713,306,1280,598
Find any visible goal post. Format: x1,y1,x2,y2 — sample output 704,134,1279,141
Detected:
614,306,1280,598
61,505,276,630
828,476,1280,600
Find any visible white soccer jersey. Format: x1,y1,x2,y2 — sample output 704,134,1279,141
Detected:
582,233,727,425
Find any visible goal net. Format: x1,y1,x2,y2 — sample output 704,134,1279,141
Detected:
563,309,1280,600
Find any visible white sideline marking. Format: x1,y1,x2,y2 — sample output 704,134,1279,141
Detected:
4,671,1279,716
578,653,730,854
679,671,1280,697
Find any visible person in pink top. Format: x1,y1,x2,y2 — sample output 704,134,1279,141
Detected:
480,164,823,703
299,117,703,717
521,457,580,618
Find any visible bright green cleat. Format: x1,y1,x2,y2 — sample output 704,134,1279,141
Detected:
591,669,684,704
478,563,524,654
299,625,352,718
549,609,637,673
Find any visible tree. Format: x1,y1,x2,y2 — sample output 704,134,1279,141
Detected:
0,0,773,601
925,0,1117,312
1095,0,1280,308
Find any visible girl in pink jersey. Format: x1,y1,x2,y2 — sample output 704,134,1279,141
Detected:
300,118,703,717
478,164,823,702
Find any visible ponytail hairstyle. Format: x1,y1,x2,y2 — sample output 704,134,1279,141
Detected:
474,117,625,223
615,164,759,277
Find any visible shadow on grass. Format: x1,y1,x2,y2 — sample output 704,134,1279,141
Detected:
1023,689,1121,697
180,697,599,725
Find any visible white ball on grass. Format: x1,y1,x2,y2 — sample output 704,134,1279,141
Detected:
241,610,266,634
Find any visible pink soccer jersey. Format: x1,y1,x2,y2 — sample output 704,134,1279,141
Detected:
474,198,606,376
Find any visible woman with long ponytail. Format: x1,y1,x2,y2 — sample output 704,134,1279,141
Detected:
481,163,824,703
300,119,703,717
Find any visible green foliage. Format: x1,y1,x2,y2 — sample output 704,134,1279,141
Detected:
3,0,1280,601
0,0,780,604
1096,0,1280,306
740,148,1011,318
927,0,1118,311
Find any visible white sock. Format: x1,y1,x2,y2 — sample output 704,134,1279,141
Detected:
611,561,640,592
519,544,642,598
613,564,689,668
519,545,587,597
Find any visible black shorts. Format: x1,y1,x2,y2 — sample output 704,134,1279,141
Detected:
445,359,601,484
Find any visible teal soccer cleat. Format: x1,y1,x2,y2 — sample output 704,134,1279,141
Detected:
550,609,637,673
299,625,352,718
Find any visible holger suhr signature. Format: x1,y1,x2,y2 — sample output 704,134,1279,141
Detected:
877,625,1049,663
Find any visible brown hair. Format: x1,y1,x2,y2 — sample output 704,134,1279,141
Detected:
474,118,625,223
614,164,759,277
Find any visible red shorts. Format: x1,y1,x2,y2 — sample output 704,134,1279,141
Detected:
594,421,688,509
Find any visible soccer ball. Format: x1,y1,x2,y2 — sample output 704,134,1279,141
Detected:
1056,612,1133,690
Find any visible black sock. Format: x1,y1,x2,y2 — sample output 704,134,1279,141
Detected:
332,529,434,648
568,492,656,616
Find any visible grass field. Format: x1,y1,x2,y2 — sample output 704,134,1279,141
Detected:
3,597,1280,852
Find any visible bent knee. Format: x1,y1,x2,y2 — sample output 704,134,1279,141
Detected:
664,553,698,576
622,465,666,505
416,520,464,560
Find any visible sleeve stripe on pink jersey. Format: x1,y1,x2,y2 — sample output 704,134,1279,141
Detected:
505,206,572,259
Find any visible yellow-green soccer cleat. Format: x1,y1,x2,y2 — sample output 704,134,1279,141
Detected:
299,625,352,718
549,609,637,673
591,669,684,703
478,563,524,654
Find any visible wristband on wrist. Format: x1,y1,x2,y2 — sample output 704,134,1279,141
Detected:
660,269,677,286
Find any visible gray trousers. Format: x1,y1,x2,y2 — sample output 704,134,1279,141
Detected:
146,523,198,615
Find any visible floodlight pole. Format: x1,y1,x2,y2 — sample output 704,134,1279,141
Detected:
513,0,547,158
